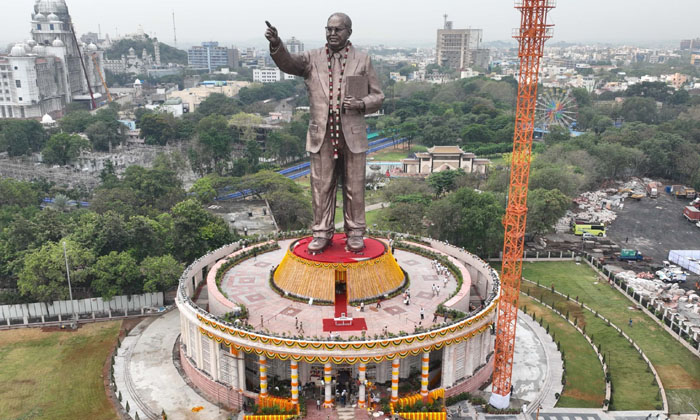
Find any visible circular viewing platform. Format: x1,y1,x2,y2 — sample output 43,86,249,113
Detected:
175,234,501,411
274,234,405,303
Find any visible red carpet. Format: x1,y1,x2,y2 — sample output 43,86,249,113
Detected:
293,233,385,263
335,292,347,317
323,291,367,332
322,318,368,332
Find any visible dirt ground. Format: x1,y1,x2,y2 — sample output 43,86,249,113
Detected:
541,191,699,292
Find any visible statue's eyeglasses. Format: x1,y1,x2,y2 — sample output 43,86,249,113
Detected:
325,26,348,34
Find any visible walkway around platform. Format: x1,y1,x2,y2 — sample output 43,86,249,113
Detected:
113,309,227,420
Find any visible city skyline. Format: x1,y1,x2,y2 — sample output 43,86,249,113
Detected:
2,0,699,49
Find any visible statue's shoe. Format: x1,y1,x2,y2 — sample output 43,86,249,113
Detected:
346,236,365,252
308,237,330,253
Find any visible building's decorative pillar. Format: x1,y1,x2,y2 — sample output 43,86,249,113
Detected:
237,351,246,391
290,360,299,405
323,362,333,407
210,338,220,381
358,362,367,408
259,355,268,398
195,328,204,368
391,358,400,403
441,345,454,388
183,317,192,358
421,351,430,397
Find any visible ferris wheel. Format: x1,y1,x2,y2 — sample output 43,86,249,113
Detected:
536,88,578,131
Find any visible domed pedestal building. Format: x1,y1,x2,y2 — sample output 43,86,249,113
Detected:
0,0,105,120
175,233,500,412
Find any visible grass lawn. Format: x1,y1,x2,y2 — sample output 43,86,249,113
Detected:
521,261,700,412
334,207,383,227
520,295,606,408
0,322,121,420
368,144,427,162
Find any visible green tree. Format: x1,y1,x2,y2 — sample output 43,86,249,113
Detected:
169,199,233,262
125,215,168,261
265,131,304,165
544,125,570,143
625,81,672,103
139,113,176,145
0,119,47,156
526,188,570,234
460,124,494,144
42,133,91,165
195,93,241,117
59,110,95,133
571,88,592,107
140,255,183,292
91,251,141,299
18,240,95,301
85,120,125,152
265,189,312,231
0,178,40,207
193,114,234,175
189,177,218,204
427,188,504,255
382,178,433,202
620,97,658,124
427,169,464,197
381,195,429,234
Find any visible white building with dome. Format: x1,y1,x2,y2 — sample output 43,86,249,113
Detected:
0,0,106,119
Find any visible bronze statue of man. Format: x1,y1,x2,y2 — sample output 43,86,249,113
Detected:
265,13,384,253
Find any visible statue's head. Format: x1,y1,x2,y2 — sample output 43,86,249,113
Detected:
326,12,352,51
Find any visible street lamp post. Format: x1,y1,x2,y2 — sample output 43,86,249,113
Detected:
62,241,77,323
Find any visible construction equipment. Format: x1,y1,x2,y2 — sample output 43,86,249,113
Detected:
69,22,96,110
630,193,644,201
489,0,554,410
91,53,112,102
645,182,658,198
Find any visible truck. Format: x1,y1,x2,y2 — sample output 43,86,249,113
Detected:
619,249,644,261
645,182,659,198
655,269,687,283
683,205,700,222
684,188,696,199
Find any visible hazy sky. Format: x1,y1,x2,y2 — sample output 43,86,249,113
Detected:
3,0,699,49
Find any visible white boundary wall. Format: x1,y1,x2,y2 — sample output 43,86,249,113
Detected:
0,292,164,323
668,250,700,274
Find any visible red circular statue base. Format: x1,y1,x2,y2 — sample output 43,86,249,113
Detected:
292,233,386,263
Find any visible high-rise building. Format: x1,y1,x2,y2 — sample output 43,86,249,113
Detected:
188,42,229,72
680,38,700,51
1,0,106,119
188,42,241,72
286,37,304,54
227,47,240,69
436,16,489,71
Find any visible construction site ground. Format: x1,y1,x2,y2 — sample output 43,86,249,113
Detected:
541,192,699,292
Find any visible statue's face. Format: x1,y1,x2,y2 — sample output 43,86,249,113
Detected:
326,15,351,51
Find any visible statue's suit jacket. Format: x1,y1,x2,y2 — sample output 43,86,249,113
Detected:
270,43,384,154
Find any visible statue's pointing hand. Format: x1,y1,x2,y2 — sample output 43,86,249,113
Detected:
265,21,281,48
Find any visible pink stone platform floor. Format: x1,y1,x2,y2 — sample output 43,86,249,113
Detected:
218,239,459,339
